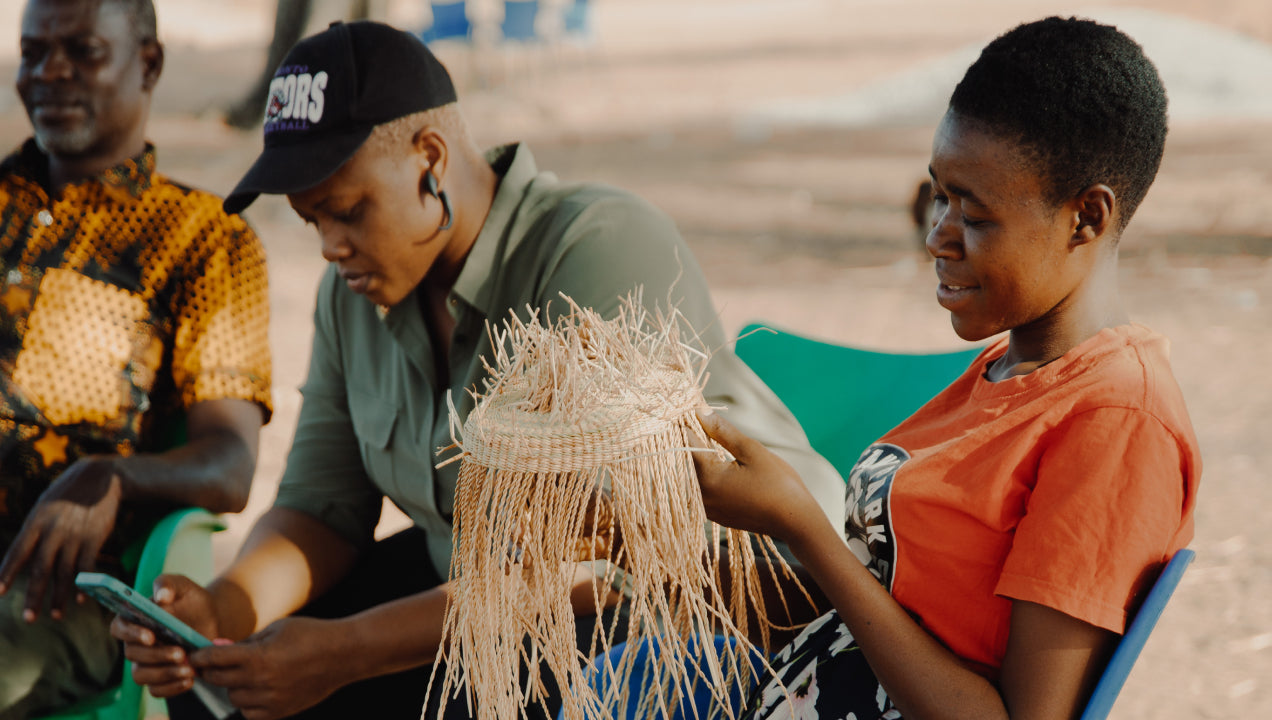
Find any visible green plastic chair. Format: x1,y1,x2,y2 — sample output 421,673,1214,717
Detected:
38,508,226,720
733,322,982,477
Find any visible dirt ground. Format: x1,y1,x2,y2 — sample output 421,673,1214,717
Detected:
1,1,1269,718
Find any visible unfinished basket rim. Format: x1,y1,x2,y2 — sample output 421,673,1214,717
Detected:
460,383,701,473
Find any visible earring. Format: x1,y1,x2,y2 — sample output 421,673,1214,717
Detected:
424,172,453,231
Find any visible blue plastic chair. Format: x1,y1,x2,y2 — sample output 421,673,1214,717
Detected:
1079,548,1195,720
37,508,227,720
502,0,541,42
562,0,590,38
733,322,981,477
420,1,471,44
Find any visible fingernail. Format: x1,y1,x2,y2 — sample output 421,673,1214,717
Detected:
22,609,35,623
154,587,173,603
213,637,233,646
178,666,193,678
50,609,63,620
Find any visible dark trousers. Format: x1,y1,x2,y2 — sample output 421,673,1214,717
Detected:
169,528,624,720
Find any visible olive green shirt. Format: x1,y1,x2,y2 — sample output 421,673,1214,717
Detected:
274,143,843,576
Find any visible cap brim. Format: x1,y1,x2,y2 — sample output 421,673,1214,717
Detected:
223,126,374,215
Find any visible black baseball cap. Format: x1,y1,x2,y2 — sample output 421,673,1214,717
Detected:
223,21,457,214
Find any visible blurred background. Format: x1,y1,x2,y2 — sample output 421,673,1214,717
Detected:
1,1,1269,717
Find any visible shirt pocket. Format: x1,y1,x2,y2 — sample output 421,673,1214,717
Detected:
11,268,158,430
347,387,400,496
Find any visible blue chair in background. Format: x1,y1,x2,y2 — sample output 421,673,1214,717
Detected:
37,508,227,720
1079,547,1195,720
733,322,981,476
420,1,471,44
501,0,541,42
562,0,591,39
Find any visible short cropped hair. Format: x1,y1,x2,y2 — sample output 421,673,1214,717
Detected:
364,103,480,160
103,0,158,44
948,16,1168,231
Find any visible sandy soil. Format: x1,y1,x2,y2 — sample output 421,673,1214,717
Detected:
1,1,1269,718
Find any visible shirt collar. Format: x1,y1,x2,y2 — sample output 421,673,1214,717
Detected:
450,143,544,316
10,138,157,200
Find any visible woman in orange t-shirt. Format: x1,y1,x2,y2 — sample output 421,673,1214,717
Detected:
694,17,1200,720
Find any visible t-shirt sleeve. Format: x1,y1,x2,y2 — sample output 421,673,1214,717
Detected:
995,406,1190,633
170,215,273,419
272,271,383,549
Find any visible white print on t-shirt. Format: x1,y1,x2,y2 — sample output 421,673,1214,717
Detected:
844,443,908,591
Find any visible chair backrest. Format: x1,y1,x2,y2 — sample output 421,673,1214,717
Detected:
1079,548,1195,720
421,1,472,44
734,322,981,477
37,508,226,720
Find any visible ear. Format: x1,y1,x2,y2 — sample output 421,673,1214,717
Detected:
139,40,164,91
411,126,449,199
1070,184,1115,248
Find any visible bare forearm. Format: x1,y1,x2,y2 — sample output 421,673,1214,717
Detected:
210,507,360,640
335,584,452,681
786,518,1007,720
113,432,252,512
114,398,263,512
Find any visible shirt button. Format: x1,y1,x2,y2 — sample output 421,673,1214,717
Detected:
37,209,53,226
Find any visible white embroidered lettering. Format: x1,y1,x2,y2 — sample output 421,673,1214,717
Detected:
308,71,328,123
281,74,298,119
295,74,313,120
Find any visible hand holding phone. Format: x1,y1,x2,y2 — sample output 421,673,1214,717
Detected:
81,572,239,718
76,571,211,649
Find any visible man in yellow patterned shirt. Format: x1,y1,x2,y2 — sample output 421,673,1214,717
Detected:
0,0,273,716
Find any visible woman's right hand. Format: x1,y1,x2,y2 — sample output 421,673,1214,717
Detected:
109,573,222,697
691,408,826,545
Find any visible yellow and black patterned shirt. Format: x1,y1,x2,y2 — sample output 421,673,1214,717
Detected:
0,140,272,566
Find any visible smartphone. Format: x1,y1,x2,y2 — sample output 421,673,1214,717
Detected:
76,572,238,719
75,571,211,650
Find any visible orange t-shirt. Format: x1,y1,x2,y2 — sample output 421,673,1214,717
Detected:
843,324,1200,678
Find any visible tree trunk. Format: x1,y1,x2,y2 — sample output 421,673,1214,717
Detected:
223,0,316,130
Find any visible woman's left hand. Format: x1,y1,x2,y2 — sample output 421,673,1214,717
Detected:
189,616,350,720
691,408,826,543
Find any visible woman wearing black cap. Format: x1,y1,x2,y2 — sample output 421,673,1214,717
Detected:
112,20,842,720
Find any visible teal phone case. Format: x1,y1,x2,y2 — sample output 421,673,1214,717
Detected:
75,571,211,650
